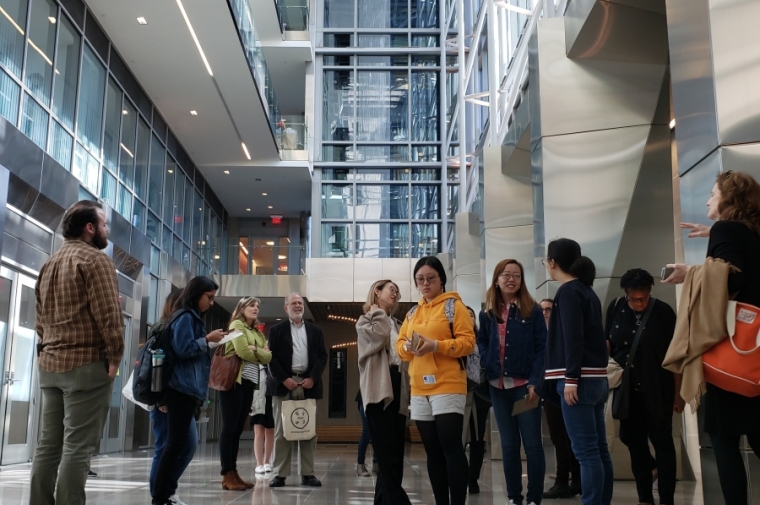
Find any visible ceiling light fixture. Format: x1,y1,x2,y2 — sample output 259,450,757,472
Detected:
246,208,251,211
262,192,267,196
136,16,147,25
223,170,230,174
239,242,249,255
48,16,56,24
167,169,173,173
278,255,286,260
0,6,24,35
190,110,198,116
122,110,128,115
669,119,676,129
241,142,251,160
28,39,52,66
214,254,220,259
266,241,274,246
176,0,213,76
120,143,134,158
267,205,273,209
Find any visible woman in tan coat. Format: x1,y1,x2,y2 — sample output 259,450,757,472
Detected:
357,279,410,505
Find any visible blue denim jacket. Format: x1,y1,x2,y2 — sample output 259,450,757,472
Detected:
167,310,211,401
477,303,546,387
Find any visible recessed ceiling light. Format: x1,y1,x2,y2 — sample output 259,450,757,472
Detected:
267,205,273,209
262,192,267,196
48,16,56,24
669,119,676,129
122,110,128,115
266,241,274,246
214,254,220,259
190,110,198,116
241,142,251,160
137,17,148,25
278,255,286,260
167,169,173,173
276,318,282,321
246,208,251,211
223,170,230,174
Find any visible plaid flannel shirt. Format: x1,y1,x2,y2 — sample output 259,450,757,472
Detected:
35,239,125,373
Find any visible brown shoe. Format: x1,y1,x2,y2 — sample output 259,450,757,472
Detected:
222,471,246,491
233,470,254,489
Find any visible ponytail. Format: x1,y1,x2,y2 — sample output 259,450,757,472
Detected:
547,238,596,286
570,256,596,287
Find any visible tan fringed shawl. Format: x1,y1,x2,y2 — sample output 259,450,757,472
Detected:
662,257,734,412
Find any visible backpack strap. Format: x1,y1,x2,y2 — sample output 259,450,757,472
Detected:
407,305,419,321
445,298,455,337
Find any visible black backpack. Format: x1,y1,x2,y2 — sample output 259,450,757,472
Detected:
133,309,189,405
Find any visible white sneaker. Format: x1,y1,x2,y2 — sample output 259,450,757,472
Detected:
255,465,266,474
169,495,188,505
264,463,272,473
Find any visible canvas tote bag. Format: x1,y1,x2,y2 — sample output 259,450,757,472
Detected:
703,300,760,397
281,387,317,441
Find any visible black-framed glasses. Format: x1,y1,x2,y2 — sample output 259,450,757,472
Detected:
203,293,215,303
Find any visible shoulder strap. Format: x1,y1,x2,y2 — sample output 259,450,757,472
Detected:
407,305,419,321
626,298,656,367
445,298,455,337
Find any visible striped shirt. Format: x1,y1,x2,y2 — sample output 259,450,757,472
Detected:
35,239,125,373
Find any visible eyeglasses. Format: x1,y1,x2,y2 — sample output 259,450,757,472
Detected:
498,273,522,280
541,258,551,266
626,294,651,304
541,307,552,313
203,293,215,303
415,275,439,285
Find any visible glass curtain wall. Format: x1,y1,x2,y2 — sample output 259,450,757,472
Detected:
318,0,448,257
0,0,228,301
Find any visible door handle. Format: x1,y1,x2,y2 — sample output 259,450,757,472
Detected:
4,371,20,385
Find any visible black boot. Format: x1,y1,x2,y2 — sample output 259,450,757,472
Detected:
569,479,582,497
468,441,486,494
543,480,573,499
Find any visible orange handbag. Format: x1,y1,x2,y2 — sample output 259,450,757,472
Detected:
703,301,760,397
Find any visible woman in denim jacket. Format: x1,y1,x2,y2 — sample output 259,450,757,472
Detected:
151,277,227,505
478,259,546,505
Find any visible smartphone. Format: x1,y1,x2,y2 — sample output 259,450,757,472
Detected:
661,266,675,280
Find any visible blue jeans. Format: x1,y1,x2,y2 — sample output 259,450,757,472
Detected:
150,408,197,495
490,384,545,505
557,379,613,505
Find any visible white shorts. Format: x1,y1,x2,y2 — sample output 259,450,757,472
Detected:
410,394,467,421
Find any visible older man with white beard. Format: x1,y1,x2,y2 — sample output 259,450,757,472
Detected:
267,293,328,488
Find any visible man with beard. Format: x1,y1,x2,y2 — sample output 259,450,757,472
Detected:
267,293,328,488
30,200,125,505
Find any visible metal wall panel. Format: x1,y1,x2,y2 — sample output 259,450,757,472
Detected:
531,140,547,291
4,209,52,254
353,259,383,302
666,0,720,175
130,227,151,267
536,17,666,138
610,124,677,308
1,233,49,273
0,117,43,191
108,207,132,255
306,258,354,302
720,143,760,182
679,150,720,266
542,125,651,278
484,146,533,230
565,0,669,64
40,154,78,210
710,0,760,146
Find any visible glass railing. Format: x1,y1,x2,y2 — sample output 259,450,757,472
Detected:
275,115,308,151
276,0,309,32
228,0,280,141
230,243,307,275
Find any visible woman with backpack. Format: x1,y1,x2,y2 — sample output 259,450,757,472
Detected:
396,256,475,505
477,259,546,505
151,277,227,505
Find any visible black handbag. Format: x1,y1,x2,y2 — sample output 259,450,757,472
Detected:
611,298,655,420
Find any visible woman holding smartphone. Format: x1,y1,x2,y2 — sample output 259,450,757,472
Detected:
396,256,475,505
357,279,411,505
151,277,226,505
543,239,613,505
478,259,546,505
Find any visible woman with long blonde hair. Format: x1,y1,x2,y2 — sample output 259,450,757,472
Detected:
218,297,272,490
357,279,411,505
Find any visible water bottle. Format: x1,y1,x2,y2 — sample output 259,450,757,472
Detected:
151,349,165,392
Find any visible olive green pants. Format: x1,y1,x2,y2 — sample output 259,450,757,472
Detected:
30,361,112,505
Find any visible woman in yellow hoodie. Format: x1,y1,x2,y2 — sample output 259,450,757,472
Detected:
396,256,476,505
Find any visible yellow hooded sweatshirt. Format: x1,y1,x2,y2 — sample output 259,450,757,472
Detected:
396,292,476,396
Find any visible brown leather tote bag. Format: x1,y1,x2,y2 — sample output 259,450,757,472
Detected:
208,346,241,391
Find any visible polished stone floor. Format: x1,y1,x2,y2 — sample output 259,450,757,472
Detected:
0,442,703,504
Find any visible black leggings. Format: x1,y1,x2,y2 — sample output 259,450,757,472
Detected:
219,379,256,474
152,388,198,505
710,429,760,505
416,413,469,505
